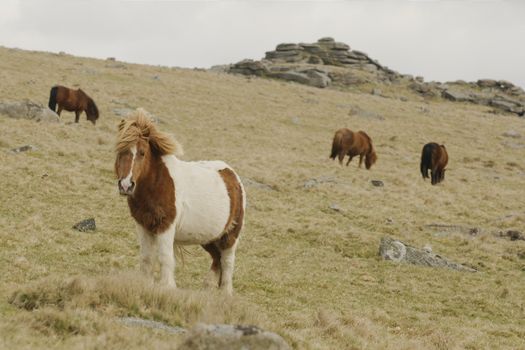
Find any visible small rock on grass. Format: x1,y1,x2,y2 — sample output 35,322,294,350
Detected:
73,218,96,232
11,145,37,153
500,230,524,241
329,203,342,212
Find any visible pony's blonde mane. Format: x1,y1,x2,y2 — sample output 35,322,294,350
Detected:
116,108,183,156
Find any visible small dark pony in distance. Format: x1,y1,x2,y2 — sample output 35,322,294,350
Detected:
330,128,377,169
48,85,99,124
420,142,448,185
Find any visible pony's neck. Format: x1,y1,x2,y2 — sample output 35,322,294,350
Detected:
127,150,176,234
138,152,161,190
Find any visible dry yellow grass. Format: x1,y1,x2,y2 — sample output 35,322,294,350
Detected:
0,46,524,349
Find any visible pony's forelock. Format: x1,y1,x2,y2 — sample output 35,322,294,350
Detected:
116,108,182,156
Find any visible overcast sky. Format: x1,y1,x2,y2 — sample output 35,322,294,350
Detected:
1,0,524,88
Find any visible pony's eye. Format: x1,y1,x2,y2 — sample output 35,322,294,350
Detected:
138,150,145,156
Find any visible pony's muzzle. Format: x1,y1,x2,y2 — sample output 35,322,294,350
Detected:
118,179,135,195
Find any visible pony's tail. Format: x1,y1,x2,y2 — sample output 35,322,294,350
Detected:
330,131,343,160
48,86,58,111
420,144,433,179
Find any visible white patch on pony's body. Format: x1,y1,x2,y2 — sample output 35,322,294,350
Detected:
120,146,136,192
161,155,232,245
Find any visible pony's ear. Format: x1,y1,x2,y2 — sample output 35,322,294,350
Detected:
118,119,126,132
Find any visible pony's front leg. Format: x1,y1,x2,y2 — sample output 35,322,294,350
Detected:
358,155,364,168
157,226,176,287
75,111,80,123
346,155,354,166
136,225,155,282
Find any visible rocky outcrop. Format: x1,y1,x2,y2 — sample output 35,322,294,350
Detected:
229,59,269,77
405,79,525,116
229,59,332,88
435,81,525,116
379,236,477,272
178,323,290,350
228,38,525,116
0,100,59,122
269,67,331,88
229,38,402,89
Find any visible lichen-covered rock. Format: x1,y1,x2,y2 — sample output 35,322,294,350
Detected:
178,324,290,350
10,145,37,153
379,236,477,272
229,59,269,76
442,89,473,102
73,218,96,232
276,43,302,51
0,100,59,122
371,180,384,187
490,97,525,115
265,67,331,88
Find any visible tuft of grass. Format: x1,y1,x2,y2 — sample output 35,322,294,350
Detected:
9,273,267,328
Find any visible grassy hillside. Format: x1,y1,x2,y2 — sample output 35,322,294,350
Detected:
0,46,524,349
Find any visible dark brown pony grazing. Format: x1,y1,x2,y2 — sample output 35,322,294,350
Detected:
48,85,99,124
420,142,448,185
330,128,377,169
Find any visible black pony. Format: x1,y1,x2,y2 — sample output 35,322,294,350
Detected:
420,142,448,185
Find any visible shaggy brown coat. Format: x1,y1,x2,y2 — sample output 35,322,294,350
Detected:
330,128,377,169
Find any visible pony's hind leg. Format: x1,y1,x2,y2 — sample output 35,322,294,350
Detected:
201,243,222,288
157,227,176,287
431,169,438,185
346,155,354,166
219,240,238,296
75,111,80,123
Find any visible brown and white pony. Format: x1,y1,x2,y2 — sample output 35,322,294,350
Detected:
114,109,245,295
330,128,377,169
420,142,448,185
48,85,99,124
